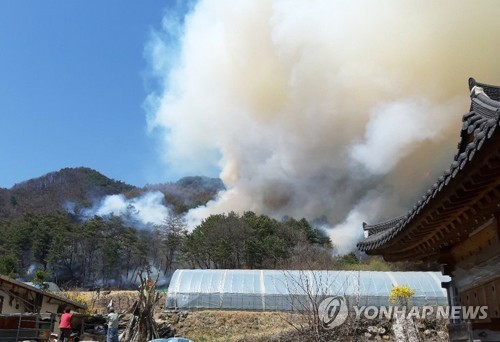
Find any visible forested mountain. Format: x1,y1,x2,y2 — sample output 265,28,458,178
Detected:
0,167,400,288
0,167,233,287
0,167,225,219
0,210,334,288
144,176,225,214
1,167,134,219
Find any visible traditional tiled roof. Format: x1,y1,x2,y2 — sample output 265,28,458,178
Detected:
357,78,500,261
363,215,406,236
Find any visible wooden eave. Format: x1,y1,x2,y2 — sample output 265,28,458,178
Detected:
0,275,86,311
357,78,500,262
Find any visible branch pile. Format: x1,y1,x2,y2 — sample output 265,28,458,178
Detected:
122,272,160,341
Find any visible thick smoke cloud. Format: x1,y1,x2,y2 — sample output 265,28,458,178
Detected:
146,0,500,254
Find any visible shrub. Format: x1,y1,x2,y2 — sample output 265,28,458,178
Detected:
389,285,415,306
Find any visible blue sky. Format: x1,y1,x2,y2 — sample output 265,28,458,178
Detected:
0,1,193,188
3,1,500,251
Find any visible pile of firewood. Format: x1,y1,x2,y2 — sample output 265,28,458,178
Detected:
122,271,160,342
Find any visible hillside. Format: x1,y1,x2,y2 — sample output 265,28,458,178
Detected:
0,167,134,219
143,176,225,214
0,167,224,219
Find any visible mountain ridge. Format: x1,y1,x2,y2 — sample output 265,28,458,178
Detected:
0,167,224,219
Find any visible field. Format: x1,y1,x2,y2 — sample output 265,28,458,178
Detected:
164,310,307,342
59,290,144,315
59,291,448,341
59,290,301,341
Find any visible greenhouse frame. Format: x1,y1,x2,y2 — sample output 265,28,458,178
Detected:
166,269,449,311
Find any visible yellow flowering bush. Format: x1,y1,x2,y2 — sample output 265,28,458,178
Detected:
60,291,94,314
389,285,415,306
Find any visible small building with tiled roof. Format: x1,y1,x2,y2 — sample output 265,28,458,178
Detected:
0,274,85,314
0,274,86,340
357,78,500,341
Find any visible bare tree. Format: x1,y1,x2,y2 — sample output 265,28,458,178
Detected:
159,214,187,272
277,269,370,341
278,269,336,340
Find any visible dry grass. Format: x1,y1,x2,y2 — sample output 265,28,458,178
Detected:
58,290,166,314
59,292,448,341
167,310,306,342
60,291,304,341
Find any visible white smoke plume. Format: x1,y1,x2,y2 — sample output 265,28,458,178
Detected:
83,191,170,227
146,0,500,254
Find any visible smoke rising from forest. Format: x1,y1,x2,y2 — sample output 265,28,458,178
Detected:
83,191,169,227
146,0,500,254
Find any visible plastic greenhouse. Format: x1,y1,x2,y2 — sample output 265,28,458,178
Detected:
166,269,449,311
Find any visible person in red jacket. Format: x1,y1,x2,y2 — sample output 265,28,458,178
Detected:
59,307,72,342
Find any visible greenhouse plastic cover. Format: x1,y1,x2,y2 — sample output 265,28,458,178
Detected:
166,269,450,311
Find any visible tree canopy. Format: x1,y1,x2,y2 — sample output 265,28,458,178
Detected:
0,210,337,288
